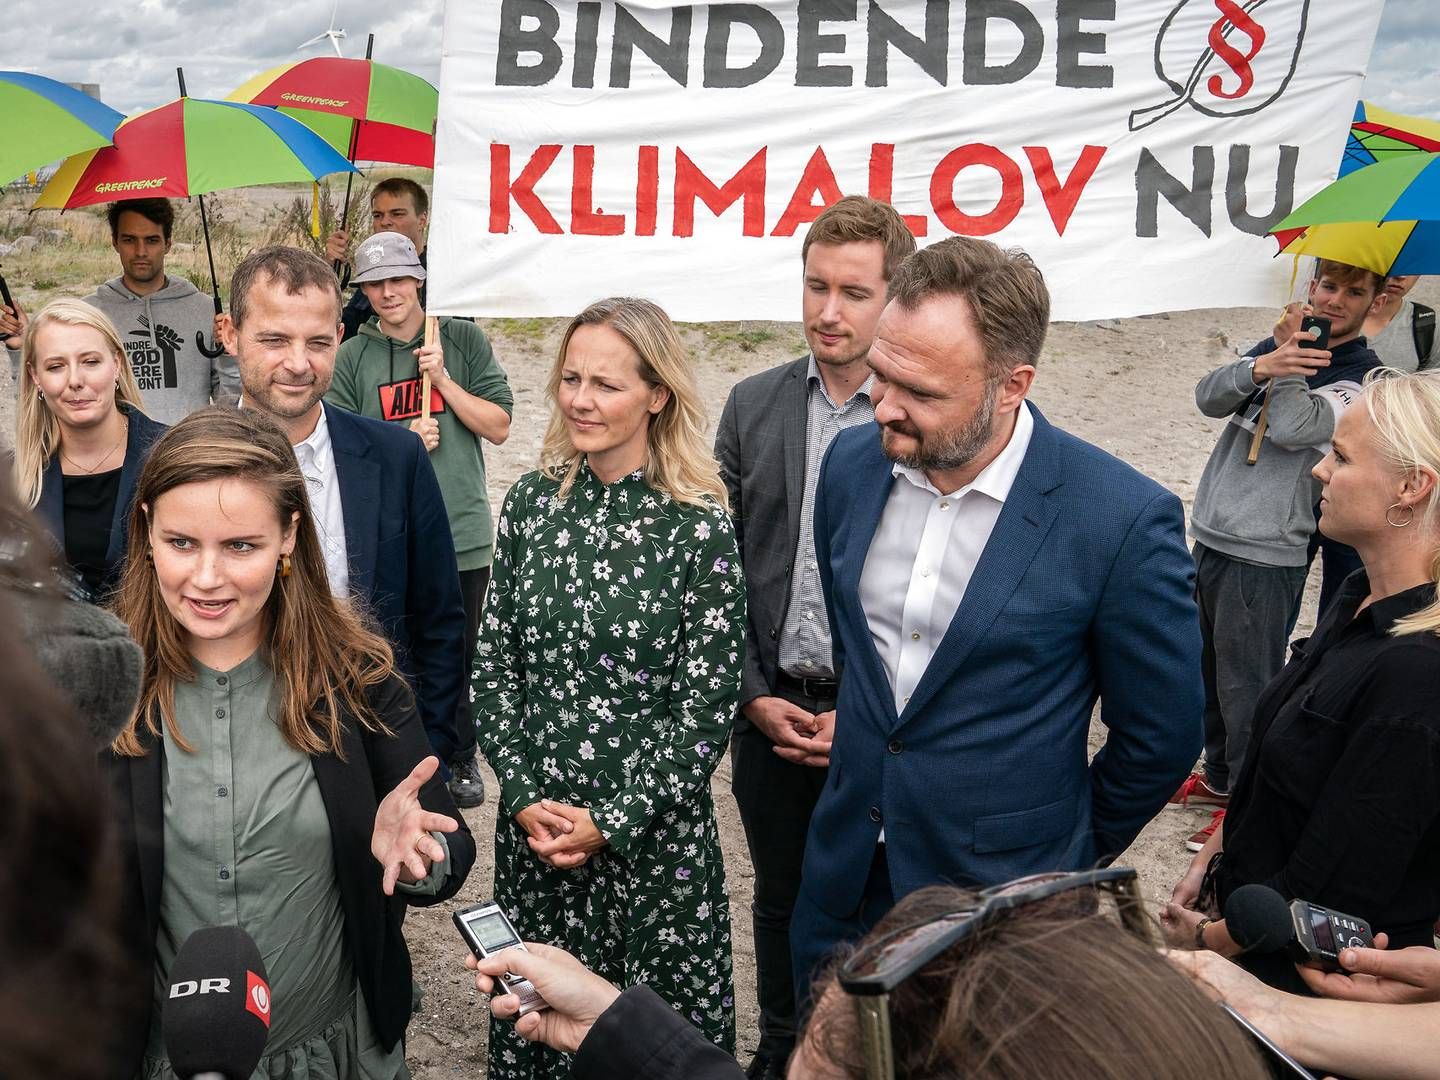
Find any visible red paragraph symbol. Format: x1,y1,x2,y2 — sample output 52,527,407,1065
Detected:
1207,0,1267,99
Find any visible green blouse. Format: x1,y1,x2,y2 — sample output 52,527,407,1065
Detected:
140,652,408,1080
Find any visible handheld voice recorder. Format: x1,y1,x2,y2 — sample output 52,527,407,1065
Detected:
453,901,549,1016
1289,898,1373,972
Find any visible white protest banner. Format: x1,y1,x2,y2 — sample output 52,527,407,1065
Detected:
427,1,1384,322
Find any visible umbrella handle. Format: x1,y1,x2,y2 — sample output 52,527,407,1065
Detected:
0,270,14,313
196,331,226,359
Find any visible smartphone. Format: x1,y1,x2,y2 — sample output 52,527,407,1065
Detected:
1221,1003,1317,1079
1300,315,1331,351
452,901,549,1016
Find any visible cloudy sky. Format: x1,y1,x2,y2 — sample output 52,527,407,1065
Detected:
7,0,1436,118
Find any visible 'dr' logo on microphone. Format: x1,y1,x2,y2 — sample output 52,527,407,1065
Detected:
245,970,271,1028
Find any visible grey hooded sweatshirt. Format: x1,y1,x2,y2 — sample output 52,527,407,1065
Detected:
82,275,240,424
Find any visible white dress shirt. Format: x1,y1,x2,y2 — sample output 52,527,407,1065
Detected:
293,406,351,599
859,401,1035,717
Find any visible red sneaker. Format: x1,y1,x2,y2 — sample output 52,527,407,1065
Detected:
1169,773,1230,808
1186,809,1226,852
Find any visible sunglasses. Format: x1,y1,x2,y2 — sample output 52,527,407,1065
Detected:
837,867,1152,1080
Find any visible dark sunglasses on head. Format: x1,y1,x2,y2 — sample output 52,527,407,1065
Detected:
837,867,1152,1080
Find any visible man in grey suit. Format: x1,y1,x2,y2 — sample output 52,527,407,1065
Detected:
715,196,916,1080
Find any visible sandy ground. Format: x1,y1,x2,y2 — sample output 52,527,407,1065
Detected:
6,223,1433,1075
399,275,1439,1078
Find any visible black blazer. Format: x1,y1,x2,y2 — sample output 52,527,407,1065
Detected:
714,357,811,720
324,402,466,765
100,674,475,1076
576,985,742,1080
35,404,167,599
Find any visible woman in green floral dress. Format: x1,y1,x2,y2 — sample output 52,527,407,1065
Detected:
473,297,746,1080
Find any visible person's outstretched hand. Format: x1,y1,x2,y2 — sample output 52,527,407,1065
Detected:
1164,948,1289,1039
1299,936,1440,1003
467,942,620,1054
371,755,459,894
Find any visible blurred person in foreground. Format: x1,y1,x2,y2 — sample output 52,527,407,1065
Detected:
471,297,745,1079
467,872,1271,1080
1175,946,1440,1079
1165,369,1440,987
14,298,166,602
0,474,133,1080
102,407,474,1078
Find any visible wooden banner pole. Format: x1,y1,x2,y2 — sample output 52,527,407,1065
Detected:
421,315,438,422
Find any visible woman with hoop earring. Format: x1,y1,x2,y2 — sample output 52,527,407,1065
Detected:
103,407,474,1078
1165,370,1440,987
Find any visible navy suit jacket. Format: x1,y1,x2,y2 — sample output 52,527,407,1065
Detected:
35,404,167,599
803,404,1203,918
324,402,466,763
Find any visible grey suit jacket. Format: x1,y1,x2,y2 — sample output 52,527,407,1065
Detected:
715,356,811,728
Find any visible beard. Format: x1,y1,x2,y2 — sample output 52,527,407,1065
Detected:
881,379,1000,473
239,366,326,420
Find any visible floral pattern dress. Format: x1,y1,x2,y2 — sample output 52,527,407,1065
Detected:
472,463,745,1080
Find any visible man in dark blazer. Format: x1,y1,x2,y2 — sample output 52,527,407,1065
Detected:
715,196,915,1080
791,237,1204,1002
221,246,466,768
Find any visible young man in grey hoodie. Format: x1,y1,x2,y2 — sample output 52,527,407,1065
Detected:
1174,260,1383,849
5,199,240,425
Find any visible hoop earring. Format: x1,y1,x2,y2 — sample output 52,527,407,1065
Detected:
1386,503,1414,528
279,553,292,578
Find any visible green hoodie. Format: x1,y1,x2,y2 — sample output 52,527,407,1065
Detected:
328,317,513,571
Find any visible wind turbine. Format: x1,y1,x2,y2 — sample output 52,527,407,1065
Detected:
298,0,347,57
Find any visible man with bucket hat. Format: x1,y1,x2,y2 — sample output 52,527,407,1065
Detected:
328,231,513,810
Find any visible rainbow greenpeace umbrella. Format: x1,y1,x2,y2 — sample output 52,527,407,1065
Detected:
35,96,357,209
1341,101,1440,178
1270,219,1440,278
1269,152,1440,277
35,91,356,356
0,71,124,186
227,52,438,168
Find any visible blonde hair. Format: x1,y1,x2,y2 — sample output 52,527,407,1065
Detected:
539,297,728,511
110,408,398,758
14,299,146,509
1361,369,1440,637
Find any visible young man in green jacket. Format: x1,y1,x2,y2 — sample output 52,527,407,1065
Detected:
327,232,513,809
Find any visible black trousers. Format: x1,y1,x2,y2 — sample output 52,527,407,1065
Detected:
1194,544,1308,793
729,684,833,1061
453,565,491,759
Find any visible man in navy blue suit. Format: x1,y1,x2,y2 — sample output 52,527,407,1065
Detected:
220,246,466,771
790,237,1203,1001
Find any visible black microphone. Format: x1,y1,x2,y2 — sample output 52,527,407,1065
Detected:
162,926,272,1080
1223,884,1295,953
